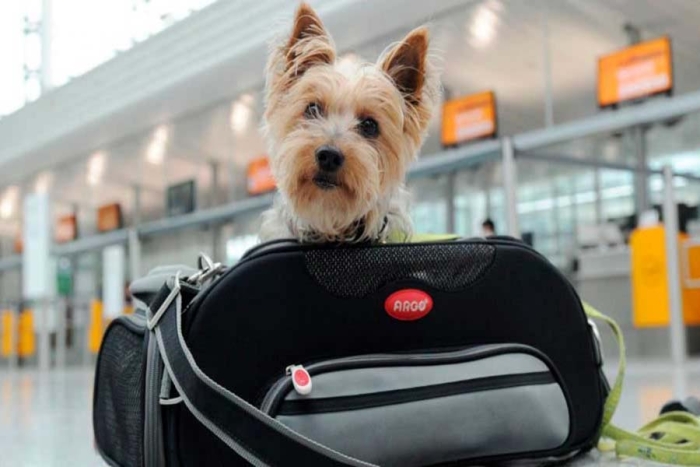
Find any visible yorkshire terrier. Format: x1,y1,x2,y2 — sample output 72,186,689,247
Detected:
259,2,439,243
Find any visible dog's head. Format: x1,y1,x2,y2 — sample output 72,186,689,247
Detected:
263,2,439,241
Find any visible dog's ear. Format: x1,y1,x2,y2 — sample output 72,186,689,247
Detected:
265,3,335,103
380,27,430,104
285,3,335,76
379,27,438,135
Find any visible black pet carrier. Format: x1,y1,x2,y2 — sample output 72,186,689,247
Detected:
93,238,608,466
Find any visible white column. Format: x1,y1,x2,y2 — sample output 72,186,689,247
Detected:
22,193,54,370
502,137,520,238
103,245,126,320
540,0,554,128
128,228,141,281
662,166,687,367
594,168,603,225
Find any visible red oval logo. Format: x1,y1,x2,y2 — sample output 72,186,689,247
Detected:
293,369,310,386
385,289,433,321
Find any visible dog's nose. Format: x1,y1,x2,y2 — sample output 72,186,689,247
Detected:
315,146,344,173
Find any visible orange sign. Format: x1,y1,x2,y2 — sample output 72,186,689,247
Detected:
55,215,77,243
247,157,276,195
598,36,672,107
442,91,497,146
14,232,22,254
97,203,123,232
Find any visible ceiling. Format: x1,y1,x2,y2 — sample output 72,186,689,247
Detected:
4,0,700,238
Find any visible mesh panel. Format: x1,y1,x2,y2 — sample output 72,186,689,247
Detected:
304,243,496,297
94,321,145,467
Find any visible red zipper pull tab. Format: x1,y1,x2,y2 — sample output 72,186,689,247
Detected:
286,365,312,395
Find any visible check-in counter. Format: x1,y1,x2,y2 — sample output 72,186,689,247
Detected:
575,233,700,360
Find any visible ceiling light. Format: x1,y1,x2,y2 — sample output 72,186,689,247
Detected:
154,125,169,144
468,1,501,49
34,172,53,193
0,202,11,219
0,186,20,219
239,93,255,106
230,94,255,135
147,140,165,165
147,125,169,165
87,151,107,186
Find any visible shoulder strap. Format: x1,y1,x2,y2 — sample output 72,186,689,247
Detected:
582,302,625,430
584,302,700,465
150,278,376,467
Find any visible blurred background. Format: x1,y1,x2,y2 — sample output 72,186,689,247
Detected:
3,0,700,465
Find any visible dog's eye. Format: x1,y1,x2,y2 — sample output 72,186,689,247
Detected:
357,117,379,139
304,102,323,119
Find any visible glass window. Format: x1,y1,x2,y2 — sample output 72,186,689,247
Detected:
223,212,264,265
0,0,218,116
454,161,504,238
0,3,29,115
409,176,448,235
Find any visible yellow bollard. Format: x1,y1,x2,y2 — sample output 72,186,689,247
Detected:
18,309,35,357
1,310,15,357
88,300,104,354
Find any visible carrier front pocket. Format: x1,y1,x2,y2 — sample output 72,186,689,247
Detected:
262,344,572,467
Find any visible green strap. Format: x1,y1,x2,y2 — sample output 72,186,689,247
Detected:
583,302,626,430
386,231,460,243
584,302,700,465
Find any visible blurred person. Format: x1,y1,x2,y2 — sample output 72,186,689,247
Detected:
482,218,496,237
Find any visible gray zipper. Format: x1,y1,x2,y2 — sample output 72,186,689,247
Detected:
260,343,541,414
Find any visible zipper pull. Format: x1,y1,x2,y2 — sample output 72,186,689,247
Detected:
286,364,312,396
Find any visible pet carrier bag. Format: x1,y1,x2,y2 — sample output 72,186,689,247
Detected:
93,237,610,466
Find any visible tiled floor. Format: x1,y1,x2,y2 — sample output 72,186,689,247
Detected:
1,368,102,466
1,361,700,466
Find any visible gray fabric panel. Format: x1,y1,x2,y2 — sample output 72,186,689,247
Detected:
285,353,548,401
278,383,569,467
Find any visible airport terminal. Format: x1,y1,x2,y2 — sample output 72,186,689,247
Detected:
3,1,700,465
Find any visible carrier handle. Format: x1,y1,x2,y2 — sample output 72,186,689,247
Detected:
151,278,377,467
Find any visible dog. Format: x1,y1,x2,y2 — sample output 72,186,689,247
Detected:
259,2,439,243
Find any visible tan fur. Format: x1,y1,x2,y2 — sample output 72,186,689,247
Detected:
260,2,440,243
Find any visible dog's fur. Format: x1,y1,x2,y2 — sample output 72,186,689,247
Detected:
259,2,439,242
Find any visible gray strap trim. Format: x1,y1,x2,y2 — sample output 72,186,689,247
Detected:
131,297,150,314
147,274,180,330
159,396,183,406
154,289,376,467
159,367,173,400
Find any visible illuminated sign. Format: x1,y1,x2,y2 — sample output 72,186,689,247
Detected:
247,157,276,195
97,203,123,232
598,36,672,107
442,91,497,146
55,215,77,243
